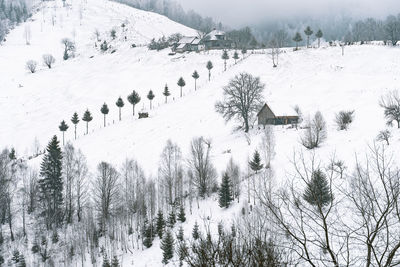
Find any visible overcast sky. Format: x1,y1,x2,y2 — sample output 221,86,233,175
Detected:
176,0,400,27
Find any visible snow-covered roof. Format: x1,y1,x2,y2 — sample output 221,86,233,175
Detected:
176,43,186,49
178,36,198,44
205,30,226,41
261,102,298,117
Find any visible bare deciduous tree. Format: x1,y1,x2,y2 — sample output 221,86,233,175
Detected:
215,72,265,132
93,162,120,234
380,90,400,128
301,111,327,149
376,129,391,145
26,60,38,73
187,137,217,198
42,54,55,69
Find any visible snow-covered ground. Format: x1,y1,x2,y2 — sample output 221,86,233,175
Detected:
1,0,400,265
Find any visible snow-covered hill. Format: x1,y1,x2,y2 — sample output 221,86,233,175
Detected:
1,1,400,265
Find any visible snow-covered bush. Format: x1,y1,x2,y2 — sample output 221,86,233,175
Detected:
335,110,354,130
301,111,327,149
26,60,37,73
42,54,55,69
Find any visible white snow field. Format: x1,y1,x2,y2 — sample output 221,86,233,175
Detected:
1,0,400,265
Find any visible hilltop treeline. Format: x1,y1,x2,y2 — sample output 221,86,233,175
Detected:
0,0,31,43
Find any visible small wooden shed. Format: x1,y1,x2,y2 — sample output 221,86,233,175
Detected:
257,103,299,126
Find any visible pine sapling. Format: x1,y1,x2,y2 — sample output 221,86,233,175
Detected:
115,97,124,121
71,112,79,140
192,70,199,91
163,84,170,103
58,120,69,146
100,103,109,127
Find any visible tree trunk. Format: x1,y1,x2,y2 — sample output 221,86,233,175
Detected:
165,96,167,104
208,71,211,81
180,87,182,98
318,38,320,48
62,132,65,146
74,125,77,140
132,105,135,116
104,114,106,127
119,108,121,121
86,122,88,134
195,79,197,91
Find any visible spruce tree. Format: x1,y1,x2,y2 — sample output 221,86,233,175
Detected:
12,250,20,263
115,97,124,121
102,254,111,267
304,26,314,48
177,226,184,241
58,120,69,146
71,112,79,140
222,50,229,71
168,210,176,228
316,29,323,48
192,70,199,91
177,205,186,223
163,84,170,103
218,173,233,208
177,77,186,98
9,147,16,160
39,136,63,229
303,169,333,207
147,90,155,109
127,90,141,116
160,229,174,264
249,150,263,173
100,103,109,127
156,210,165,239
206,61,213,81
82,109,93,135
192,221,200,240
293,32,303,50
143,221,154,248
233,51,239,64
111,256,119,267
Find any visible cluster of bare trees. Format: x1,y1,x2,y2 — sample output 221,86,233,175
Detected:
253,143,400,267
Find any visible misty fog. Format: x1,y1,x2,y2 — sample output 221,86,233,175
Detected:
176,0,400,27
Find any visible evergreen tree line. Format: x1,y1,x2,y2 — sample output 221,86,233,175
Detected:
0,0,31,43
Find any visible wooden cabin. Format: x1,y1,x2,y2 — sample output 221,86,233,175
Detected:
257,103,299,126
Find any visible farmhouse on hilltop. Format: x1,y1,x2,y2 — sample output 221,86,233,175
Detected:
257,103,299,126
202,29,232,50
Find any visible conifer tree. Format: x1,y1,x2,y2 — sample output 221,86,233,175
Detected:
39,136,63,229
304,26,314,48
233,51,239,64
177,226,184,241
206,61,213,81
58,120,69,146
303,169,333,207
160,229,174,264
177,205,186,223
177,77,186,98
115,97,124,121
168,210,176,228
218,173,233,208
241,48,247,58
222,50,229,71
147,90,155,109
316,29,323,48
156,210,165,239
293,32,303,50
192,221,200,240
82,109,93,135
127,90,141,116
102,254,111,267
111,256,119,267
71,112,79,140
143,220,154,248
9,148,16,160
192,70,199,91
163,84,170,103
249,150,263,173
100,103,109,127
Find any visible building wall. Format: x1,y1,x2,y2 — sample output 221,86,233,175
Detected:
257,105,275,125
